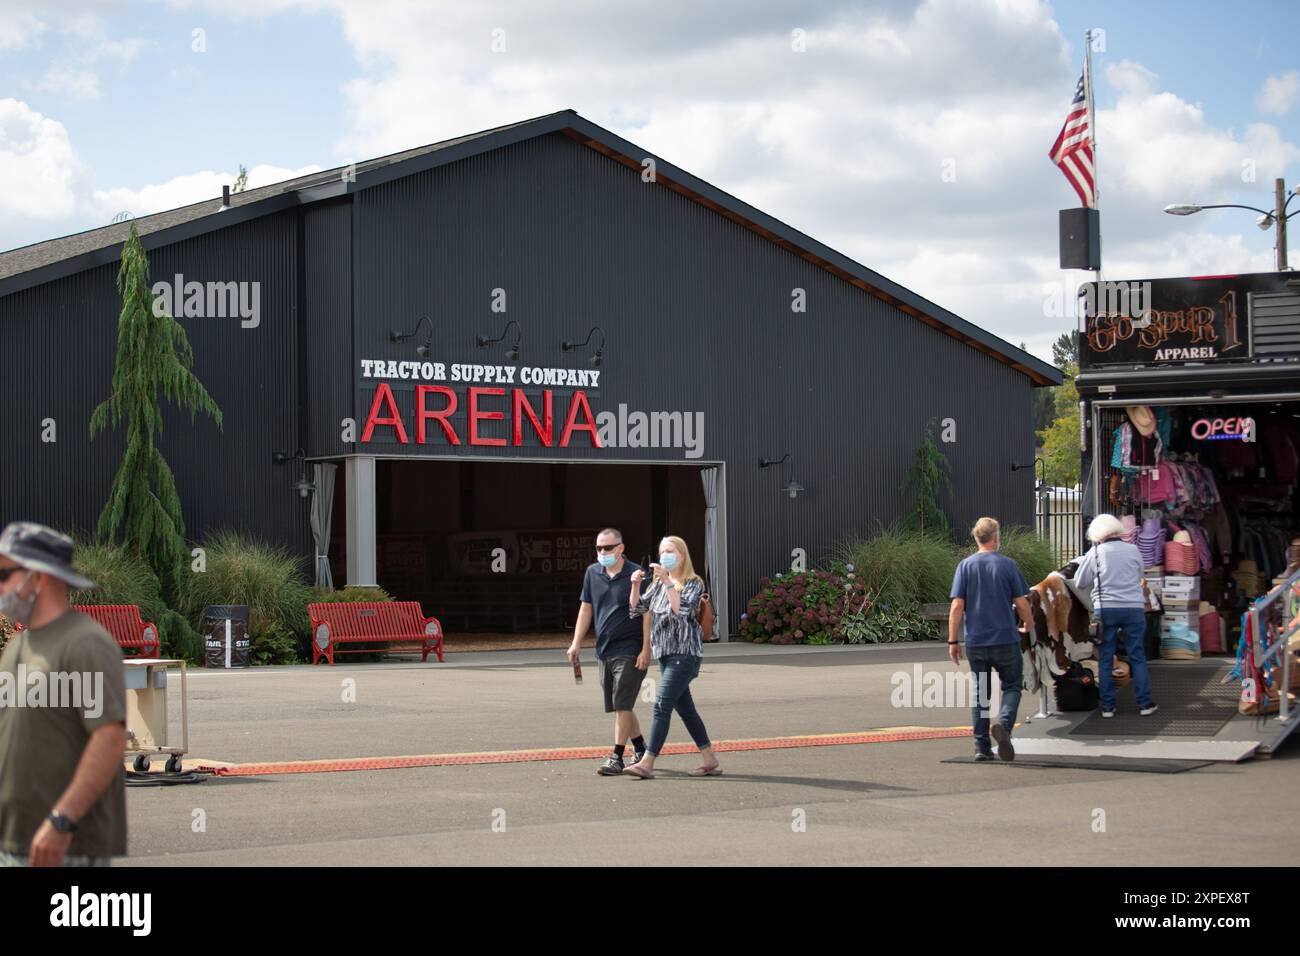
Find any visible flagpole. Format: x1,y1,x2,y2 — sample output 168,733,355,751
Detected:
1084,29,1101,280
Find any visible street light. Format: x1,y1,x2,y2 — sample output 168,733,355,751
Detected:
1163,178,1298,270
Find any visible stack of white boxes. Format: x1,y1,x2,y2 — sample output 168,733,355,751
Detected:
1143,566,1165,613
1159,574,1201,660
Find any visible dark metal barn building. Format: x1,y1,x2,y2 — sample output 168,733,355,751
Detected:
0,110,1059,639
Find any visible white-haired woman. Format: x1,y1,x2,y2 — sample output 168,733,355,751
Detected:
623,535,721,779
1073,514,1158,718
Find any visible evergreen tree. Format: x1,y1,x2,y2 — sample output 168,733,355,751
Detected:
90,225,223,591
901,418,954,537
1052,331,1078,369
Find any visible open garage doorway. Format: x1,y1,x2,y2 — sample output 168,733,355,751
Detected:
328,460,716,649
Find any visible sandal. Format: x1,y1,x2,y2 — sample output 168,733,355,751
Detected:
624,763,655,779
688,765,723,777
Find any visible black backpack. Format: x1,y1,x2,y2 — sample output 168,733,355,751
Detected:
1054,661,1100,711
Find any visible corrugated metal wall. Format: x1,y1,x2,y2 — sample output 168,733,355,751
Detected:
1,212,310,559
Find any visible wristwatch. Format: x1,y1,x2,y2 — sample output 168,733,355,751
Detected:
47,810,77,833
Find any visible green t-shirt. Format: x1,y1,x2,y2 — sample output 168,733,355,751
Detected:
0,609,127,858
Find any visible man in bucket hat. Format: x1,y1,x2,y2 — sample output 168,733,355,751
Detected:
0,522,127,866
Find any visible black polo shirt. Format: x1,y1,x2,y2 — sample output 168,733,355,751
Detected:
580,559,644,659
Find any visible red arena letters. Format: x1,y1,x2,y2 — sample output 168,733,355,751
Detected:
360,383,602,449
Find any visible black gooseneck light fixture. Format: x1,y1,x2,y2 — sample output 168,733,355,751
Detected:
561,326,606,367
272,448,316,499
759,453,804,500
389,315,435,358
477,320,522,363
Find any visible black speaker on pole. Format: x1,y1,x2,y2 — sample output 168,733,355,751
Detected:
1059,207,1100,270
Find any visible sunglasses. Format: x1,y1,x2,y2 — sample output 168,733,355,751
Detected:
0,567,27,583
595,544,621,553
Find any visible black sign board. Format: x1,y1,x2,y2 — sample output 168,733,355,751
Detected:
203,604,250,669
1077,273,1291,368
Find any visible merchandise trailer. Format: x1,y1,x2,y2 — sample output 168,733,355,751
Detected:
0,110,1059,639
1059,270,1300,755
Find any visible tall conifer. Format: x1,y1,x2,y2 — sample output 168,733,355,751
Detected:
90,225,223,590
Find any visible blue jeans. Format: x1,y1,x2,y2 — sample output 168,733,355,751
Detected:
646,655,712,756
967,642,1023,753
1098,607,1153,711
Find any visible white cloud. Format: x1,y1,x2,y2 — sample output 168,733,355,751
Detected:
1257,70,1300,116
35,64,101,100
0,9,47,51
0,98,82,220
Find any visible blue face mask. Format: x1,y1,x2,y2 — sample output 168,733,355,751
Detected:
659,553,678,570
598,552,618,568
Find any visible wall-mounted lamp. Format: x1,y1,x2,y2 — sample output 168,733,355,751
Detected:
272,448,316,499
1011,456,1047,492
561,326,606,367
389,315,435,358
759,453,804,499
477,320,521,363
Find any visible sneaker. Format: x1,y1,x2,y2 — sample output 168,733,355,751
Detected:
1139,703,1159,716
634,749,647,767
974,751,996,762
990,725,1015,762
596,755,624,776
1101,710,1115,718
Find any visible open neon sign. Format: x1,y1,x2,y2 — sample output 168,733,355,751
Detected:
1190,416,1255,442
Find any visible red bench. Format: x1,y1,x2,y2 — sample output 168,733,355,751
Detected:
73,604,160,657
308,601,444,665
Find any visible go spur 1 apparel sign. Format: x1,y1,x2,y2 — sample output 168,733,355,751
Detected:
356,358,706,459
1079,276,1250,366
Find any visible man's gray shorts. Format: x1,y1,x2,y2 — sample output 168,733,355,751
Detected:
599,657,647,713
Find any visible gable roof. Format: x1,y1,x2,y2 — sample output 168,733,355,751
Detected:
0,109,1060,386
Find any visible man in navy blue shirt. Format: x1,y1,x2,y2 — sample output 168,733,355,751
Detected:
567,528,649,775
949,517,1034,762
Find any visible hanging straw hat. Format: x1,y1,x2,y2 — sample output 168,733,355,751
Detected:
1126,405,1157,437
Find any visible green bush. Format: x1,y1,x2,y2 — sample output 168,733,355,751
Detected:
70,539,167,622
837,525,960,609
311,586,393,604
69,538,202,661
970,527,1056,586
856,603,939,643
177,530,313,665
250,622,300,666
740,563,869,645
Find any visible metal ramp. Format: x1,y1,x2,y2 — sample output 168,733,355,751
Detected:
1014,660,1298,762
1014,567,1300,761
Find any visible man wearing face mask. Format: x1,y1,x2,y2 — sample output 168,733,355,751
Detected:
0,523,128,866
567,528,649,775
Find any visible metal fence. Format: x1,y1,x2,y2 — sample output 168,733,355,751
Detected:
1034,484,1084,568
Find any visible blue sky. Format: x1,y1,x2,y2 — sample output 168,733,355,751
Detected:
2,0,1296,359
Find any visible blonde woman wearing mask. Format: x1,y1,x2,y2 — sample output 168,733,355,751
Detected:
623,536,721,779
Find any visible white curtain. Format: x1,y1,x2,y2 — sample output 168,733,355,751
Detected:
701,466,720,634
311,462,338,589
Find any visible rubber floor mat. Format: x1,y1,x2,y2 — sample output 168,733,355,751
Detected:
1071,664,1238,736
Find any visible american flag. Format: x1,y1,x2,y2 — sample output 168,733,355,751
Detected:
1049,71,1094,208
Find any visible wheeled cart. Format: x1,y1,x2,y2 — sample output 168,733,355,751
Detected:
123,658,189,774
